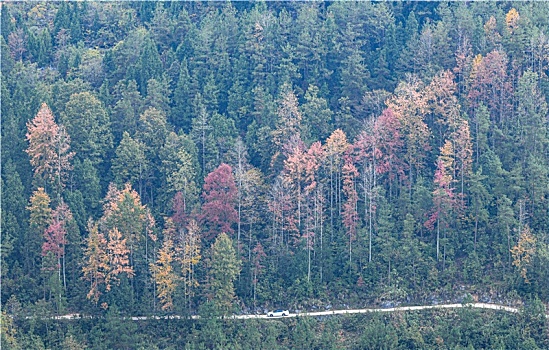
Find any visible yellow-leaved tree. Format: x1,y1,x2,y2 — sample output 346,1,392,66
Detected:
151,218,179,311
511,225,536,284
82,222,133,305
82,220,109,304
179,219,201,310
105,227,134,291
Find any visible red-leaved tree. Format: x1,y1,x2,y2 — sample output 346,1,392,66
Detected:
42,200,73,290
201,163,238,240
425,142,456,264
171,191,187,230
355,108,405,262
342,156,359,266
43,220,65,269
468,50,513,126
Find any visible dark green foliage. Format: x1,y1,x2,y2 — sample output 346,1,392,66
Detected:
301,84,332,143
110,79,144,143
171,58,197,132
3,1,549,346
27,29,52,68
136,37,163,95
61,92,113,166
1,6,14,42
208,233,241,316
71,159,101,217
7,308,548,349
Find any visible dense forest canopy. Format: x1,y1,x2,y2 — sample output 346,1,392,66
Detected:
1,1,549,348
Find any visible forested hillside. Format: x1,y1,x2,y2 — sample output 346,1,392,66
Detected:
2,1,549,348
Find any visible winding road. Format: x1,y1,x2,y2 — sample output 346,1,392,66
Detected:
232,303,525,320
48,302,546,321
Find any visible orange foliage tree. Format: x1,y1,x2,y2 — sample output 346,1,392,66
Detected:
26,103,74,194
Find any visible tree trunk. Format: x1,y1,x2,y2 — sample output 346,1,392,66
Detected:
319,189,324,283
506,224,511,269
436,216,440,261
349,231,352,266
308,241,311,283
62,253,66,291
330,157,334,242
388,257,391,286
237,156,242,256
253,268,257,307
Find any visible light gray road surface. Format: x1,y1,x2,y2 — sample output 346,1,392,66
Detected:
44,303,545,321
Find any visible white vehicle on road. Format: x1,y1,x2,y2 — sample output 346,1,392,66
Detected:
267,309,289,317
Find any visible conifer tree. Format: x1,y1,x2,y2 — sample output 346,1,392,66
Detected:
273,84,302,141
111,132,149,194
62,92,113,166
26,103,74,193
209,233,241,316
386,76,430,190
137,107,170,157
82,220,109,304
342,158,359,266
191,95,213,174
151,227,178,311
42,200,73,290
426,144,456,264
511,225,536,284
323,129,349,238
27,188,52,273
111,79,144,142
100,183,152,301
171,59,196,132
137,37,163,95
159,131,199,214
105,227,134,291
177,219,201,310
301,85,332,143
